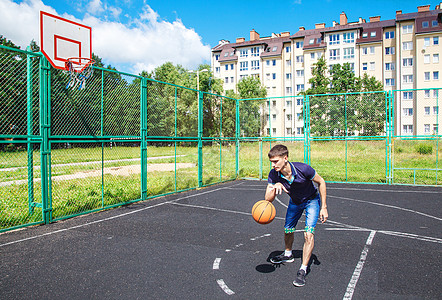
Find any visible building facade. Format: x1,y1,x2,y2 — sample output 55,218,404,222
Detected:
211,4,442,137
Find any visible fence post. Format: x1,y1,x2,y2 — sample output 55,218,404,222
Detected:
26,47,35,215
235,98,240,178
140,77,148,200
39,57,52,224
304,95,310,165
198,91,203,187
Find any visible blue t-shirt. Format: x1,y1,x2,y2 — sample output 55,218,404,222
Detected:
268,161,317,205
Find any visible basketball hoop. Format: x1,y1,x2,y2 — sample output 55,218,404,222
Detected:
65,57,95,90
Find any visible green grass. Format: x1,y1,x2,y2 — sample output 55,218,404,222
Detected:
1,139,441,231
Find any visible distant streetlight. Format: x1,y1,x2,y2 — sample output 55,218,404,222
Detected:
188,69,209,90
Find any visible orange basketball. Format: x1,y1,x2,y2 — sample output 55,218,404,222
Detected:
252,200,276,224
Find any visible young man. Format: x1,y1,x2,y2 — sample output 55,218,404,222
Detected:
265,144,328,287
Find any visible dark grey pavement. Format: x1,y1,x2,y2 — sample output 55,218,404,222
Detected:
0,180,441,299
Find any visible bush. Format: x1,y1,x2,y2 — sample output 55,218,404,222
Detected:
415,143,433,155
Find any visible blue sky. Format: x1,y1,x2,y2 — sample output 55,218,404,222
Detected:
0,0,436,74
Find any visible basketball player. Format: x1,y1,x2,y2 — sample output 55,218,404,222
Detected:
265,144,328,287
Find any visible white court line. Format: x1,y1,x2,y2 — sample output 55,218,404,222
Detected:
171,202,285,221
216,279,235,295
343,230,376,300
327,186,441,194
213,258,221,270
0,183,244,248
330,195,442,221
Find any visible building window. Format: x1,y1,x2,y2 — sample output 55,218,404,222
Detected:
286,73,292,80
230,77,234,83
403,108,413,116
432,20,439,27
434,90,439,98
370,31,376,37
240,61,248,71
272,60,276,66
433,54,439,63
385,62,395,70
434,37,439,45
343,32,354,43
296,41,304,48
297,98,303,106
402,42,413,50
402,25,413,33
434,71,439,80
343,47,354,59
370,46,375,54
297,127,303,135
296,55,304,63
224,77,228,83
286,100,292,107
433,125,439,134
309,39,315,44
286,46,291,53
424,38,430,47
310,53,315,59
424,107,430,115
403,125,412,134
424,124,430,134
296,84,305,92
385,47,395,55
272,46,277,52
422,21,429,28
286,128,292,135
329,34,340,45
385,78,395,86
286,87,292,94
424,54,430,64
434,106,439,115
240,49,248,57
403,91,413,99
425,90,430,98
215,67,220,73
385,31,395,39
370,62,375,71
230,64,234,70
296,113,302,121
251,60,260,70
296,70,304,77
403,75,413,83
329,49,340,60
215,55,220,60
402,58,413,67
362,63,367,71
286,60,291,67
272,73,276,80
251,47,260,56
362,32,368,38
225,65,229,71
362,47,368,55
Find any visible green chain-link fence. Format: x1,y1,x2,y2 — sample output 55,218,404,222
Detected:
1,45,440,232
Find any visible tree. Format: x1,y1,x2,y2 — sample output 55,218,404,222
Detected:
236,76,267,137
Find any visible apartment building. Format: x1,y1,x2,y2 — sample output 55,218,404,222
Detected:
211,4,442,137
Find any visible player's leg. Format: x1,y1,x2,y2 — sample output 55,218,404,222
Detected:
293,196,320,287
270,200,304,264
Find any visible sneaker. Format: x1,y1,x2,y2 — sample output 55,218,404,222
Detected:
270,253,294,264
293,269,306,287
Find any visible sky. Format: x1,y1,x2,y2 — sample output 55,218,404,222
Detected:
0,0,436,75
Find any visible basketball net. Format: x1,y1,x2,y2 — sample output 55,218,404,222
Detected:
65,57,95,90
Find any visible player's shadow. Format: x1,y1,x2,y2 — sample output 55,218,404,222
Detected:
255,250,320,274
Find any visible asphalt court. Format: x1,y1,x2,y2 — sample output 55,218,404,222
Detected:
0,180,441,299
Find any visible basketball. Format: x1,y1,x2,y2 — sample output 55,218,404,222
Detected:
252,200,276,224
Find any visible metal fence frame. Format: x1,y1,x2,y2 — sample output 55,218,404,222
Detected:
0,45,440,232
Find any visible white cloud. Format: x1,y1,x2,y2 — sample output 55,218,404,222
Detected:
87,0,104,15
0,0,211,74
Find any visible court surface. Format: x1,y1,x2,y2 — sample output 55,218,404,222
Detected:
0,180,441,299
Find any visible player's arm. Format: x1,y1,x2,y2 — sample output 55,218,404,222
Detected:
312,173,328,223
265,183,288,202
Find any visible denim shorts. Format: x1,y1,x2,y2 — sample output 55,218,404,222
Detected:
284,194,321,234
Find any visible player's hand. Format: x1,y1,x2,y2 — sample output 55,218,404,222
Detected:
319,207,328,223
270,183,288,195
